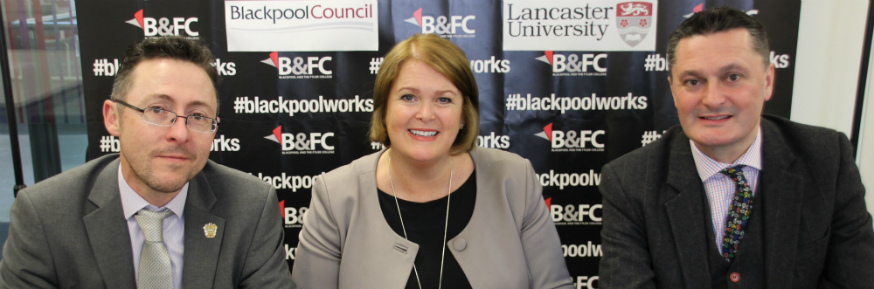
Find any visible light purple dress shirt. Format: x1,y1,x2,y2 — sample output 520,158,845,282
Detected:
690,128,762,252
118,165,187,289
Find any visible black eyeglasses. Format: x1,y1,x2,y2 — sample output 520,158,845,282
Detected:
112,99,219,133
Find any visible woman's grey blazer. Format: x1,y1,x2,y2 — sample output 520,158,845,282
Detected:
291,147,573,289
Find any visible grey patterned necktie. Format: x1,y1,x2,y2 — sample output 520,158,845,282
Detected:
134,209,173,289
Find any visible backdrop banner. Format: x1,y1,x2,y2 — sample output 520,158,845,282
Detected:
78,0,800,284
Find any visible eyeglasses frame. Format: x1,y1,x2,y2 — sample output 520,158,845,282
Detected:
111,99,220,133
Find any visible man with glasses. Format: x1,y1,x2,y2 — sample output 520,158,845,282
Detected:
0,36,292,289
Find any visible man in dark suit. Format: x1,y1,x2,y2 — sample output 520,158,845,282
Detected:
599,7,874,288
0,36,292,289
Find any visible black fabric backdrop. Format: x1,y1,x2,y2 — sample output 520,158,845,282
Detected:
77,0,800,284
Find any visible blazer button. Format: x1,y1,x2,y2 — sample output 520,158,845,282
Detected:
453,239,467,251
729,272,740,283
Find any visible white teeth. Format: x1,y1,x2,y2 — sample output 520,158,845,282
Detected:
410,129,437,137
702,115,730,120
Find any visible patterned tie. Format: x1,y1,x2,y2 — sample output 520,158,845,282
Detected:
720,165,754,261
134,209,174,289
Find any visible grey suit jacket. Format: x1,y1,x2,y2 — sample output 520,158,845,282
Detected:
291,147,573,289
0,154,293,289
598,115,874,288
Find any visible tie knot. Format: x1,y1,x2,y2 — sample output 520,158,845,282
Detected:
720,165,747,180
134,209,172,242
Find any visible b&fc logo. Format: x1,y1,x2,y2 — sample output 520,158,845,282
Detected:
536,123,605,152
404,8,475,36
265,126,335,154
261,52,333,79
536,51,607,76
125,9,199,37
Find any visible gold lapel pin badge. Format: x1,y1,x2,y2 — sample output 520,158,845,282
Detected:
203,223,218,238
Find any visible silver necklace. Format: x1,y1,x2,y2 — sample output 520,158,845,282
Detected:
388,155,453,289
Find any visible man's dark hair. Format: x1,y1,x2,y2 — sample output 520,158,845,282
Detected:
110,36,218,105
667,6,769,71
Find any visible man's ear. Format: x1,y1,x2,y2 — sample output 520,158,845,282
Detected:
103,100,120,136
763,63,775,101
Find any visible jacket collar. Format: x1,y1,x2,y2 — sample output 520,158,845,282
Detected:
84,157,137,289
759,118,802,288
663,130,712,288
351,150,420,289
180,162,225,289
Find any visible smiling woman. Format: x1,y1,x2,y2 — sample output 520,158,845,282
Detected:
370,34,479,156
291,34,573,289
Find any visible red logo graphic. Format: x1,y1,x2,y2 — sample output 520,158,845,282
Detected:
269,126,283,143
261,52,280,68
125,9,145,29
616,2,653,47
404,8,423,27
535,51,554,66
683,3,704,18
536,123,553,142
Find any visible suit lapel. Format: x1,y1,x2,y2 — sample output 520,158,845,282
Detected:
83,159,137,289
181,172,226,289
759,120,802,289
663,134,711,288
355,153,419,289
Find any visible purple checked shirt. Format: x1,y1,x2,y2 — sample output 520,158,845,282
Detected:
690,128,762,252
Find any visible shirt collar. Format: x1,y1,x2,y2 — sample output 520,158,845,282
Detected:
690,126,763,182
118,165,188,219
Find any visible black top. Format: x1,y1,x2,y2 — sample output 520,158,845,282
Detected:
378,171,476,289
